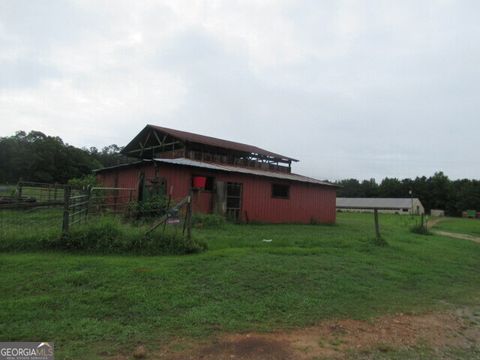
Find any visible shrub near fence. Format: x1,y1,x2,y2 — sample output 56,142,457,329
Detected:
61,216,206,254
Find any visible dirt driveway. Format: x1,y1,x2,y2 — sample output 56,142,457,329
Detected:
428,217,480,244
115,305,480,360
433,230,480,244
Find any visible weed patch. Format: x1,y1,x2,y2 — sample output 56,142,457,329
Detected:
191,213,226,228
1,214,206,255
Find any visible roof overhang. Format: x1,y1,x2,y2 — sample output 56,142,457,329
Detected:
92,157,338,188
152,157,338,187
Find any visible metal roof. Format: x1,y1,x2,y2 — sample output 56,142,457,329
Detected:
153,158,337,187
93,160,146,173
147,125,298,162
336,197,420,209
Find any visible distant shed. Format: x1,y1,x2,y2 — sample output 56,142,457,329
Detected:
430,209,445,217
336,197,425,215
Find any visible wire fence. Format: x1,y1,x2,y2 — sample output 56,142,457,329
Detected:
1,182,68,243
89,187,136,216
0,207,64,244
0,181,69,204
0,181,174,242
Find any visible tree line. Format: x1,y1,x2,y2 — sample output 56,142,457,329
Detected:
0,130,130,184
336,174,480,216
1,130,479,215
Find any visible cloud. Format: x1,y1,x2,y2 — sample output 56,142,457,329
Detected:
1,0,479,180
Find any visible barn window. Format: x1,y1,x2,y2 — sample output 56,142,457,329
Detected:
204,176,215,191
272,184,289,199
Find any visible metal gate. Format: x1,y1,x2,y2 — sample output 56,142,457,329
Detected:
63,186,136,231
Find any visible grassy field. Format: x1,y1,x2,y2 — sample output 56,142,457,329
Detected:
433,216,480,237
0,213,479,359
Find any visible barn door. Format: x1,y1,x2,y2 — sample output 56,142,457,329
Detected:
214,181,226,215
226,182,242,222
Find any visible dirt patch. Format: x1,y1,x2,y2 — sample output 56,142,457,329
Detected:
433,230,480,244
428,217,480,244
427,217,445,229
146,307,480,360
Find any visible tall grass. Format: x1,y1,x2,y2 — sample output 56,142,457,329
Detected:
61,217,206,254
0,210,206,255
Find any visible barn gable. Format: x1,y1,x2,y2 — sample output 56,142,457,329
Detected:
122,125,297,173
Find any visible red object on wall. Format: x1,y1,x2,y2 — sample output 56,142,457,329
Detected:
193,176,207,189
96,161,337,224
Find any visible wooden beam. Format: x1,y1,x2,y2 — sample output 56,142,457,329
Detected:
152,130,163,145
143,131,152,148
127,141,182,154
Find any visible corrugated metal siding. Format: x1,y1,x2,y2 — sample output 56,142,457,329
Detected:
97,163,336,224
214,173,336,224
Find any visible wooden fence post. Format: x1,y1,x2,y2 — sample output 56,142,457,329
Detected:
85,185,92,223
186,195,192,241
62,186,71,233
374,208,381,241
16,181,22,201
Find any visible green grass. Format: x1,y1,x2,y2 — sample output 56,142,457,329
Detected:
0,213,479,359
433,216,480,237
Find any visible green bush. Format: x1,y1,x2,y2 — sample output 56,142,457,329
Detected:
68,174,98,188
411,224,431,235
410,216,431,235
129,194,168,218
191,213,226,228
58,217,207,254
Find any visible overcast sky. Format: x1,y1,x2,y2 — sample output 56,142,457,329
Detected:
1,1,479,181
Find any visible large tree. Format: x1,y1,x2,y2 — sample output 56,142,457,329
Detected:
0,130,128,184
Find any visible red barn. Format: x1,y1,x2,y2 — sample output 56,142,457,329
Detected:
95,125,338,224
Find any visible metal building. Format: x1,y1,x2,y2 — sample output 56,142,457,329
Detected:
95,125,338,224
336,197,425,215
